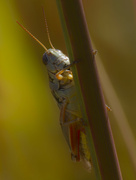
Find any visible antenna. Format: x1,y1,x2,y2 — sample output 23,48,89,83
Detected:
16,21,48,52
42,8,55,49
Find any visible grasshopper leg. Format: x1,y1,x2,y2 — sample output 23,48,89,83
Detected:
70,127,81,162
92,49,98,55
60,98,82,162
56,60,79,80
60,98,69,125
60,98,81,126
106,104,112,111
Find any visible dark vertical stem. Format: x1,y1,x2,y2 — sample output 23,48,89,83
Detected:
56,0,123,179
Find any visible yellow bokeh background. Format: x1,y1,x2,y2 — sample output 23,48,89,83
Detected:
0,0,136,179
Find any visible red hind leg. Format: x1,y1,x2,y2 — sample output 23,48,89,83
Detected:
69,124,81,162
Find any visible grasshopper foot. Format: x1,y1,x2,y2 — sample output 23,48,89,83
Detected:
106,104,112,111
71,153,80,162
92,49,98,55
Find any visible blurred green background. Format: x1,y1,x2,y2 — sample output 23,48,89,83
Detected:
0,0,136,179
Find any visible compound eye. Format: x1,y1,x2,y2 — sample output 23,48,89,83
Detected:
42,53,49,65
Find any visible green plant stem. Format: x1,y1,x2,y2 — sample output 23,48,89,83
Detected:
56,0,123,179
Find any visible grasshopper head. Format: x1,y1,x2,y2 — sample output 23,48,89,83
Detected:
43,49,70,74
17,16,70,79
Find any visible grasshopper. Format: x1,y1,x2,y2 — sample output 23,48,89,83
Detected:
17,17,111,171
